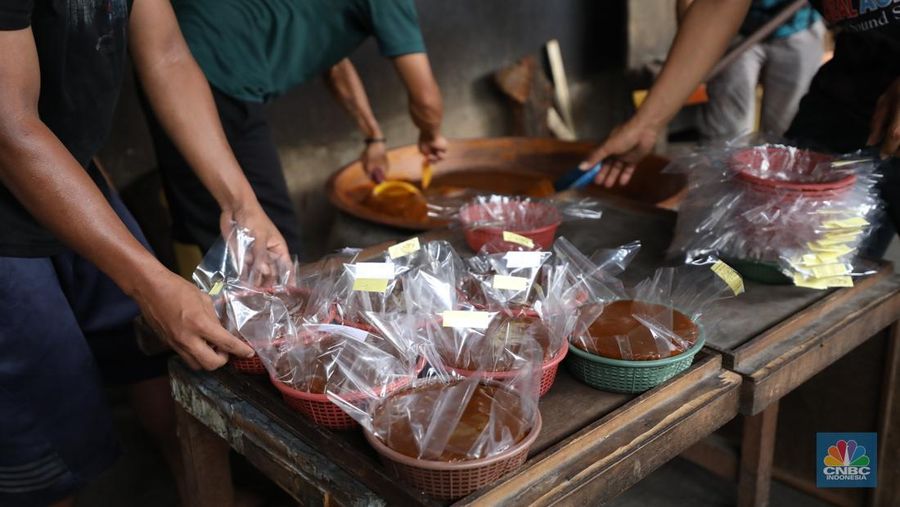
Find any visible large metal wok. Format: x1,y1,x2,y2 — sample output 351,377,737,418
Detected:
326,137,685,230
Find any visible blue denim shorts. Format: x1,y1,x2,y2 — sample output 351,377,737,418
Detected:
0,189,168,506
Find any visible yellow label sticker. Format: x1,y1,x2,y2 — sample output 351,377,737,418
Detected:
208,280,224,296
819,231,862,244
810,263,850,278
352,278,389,293
793,274,829,290
793,274,854,290
822,217,869,229
808,242,855,256
502,231,534,248
441,311,495,329
711,260,745,295
492,275,530,291
388,237,421,259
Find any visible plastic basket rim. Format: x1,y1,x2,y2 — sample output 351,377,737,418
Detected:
568,325,706,368
269,356,426,402
729,146,855,193
445,342,569,379
363,405,542,471
459,201,562,234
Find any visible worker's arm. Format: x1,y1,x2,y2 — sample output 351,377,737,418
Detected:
324,58,388,182
392,53,448,162
868,77,900,159
130,0,289,268
581,0,751,187
0,26,254,370
675,0,695,24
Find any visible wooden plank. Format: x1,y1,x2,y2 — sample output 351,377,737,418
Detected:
737,403,779,507
873,321,900,507
455,354,741,506
174,404,234,507
729,263,892,369
741,277,900,414
169,360,429,507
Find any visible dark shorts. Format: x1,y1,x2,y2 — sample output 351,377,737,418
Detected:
141,84,303,256
0,185,169,507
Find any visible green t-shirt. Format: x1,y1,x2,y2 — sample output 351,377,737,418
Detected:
173,0,426,102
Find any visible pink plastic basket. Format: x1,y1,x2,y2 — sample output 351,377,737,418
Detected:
459,201,561,253
446,343,568,397
364,394,542,500
270,356,426,430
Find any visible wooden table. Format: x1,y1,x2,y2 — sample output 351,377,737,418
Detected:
171,197,900,506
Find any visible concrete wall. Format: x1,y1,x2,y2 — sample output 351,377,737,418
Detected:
99,0,634,258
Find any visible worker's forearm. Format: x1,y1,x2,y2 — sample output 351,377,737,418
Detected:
393,53,443,136
135,53,256,214
0,118,167,296
635,0,749,129
408,85,443,135
325,59,383,139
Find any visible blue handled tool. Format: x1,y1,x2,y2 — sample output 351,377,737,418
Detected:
554,162,603,191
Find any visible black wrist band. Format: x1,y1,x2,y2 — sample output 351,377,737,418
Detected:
364,137,387,145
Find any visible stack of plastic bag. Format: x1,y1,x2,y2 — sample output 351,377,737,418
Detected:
668,142,882,289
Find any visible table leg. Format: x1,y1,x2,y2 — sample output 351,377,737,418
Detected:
738,401,780,507
175,404,235,507
873,322,900,507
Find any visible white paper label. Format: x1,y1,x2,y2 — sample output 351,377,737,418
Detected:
504,251,546,269
441,311,494,329
305,324,369,342
353,262,395,279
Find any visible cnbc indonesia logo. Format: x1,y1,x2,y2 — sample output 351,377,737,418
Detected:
823,440,870,480
817,433,877,488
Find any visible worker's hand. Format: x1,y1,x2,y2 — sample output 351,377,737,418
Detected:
361,141,388,183
137,270,255,370
419,130,448,163
220,202,292,287
579,118,661,187
868,77,900,159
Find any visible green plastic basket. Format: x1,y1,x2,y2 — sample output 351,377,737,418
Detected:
566,329,706,394
725,257,790,285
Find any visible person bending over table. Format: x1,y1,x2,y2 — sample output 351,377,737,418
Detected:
143,0,448,256
0,1,288,506
581,0,899,255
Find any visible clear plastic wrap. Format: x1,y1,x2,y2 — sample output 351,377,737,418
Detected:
328,311,543,463
429,194,603,252
668,141,882,288
570,256,744,361
192,227,333,373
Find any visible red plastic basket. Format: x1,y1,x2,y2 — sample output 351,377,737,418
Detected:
364,395,542,501
446,343,568,397
226,288,337,375
729,145,855,197
229,354,268,375
270,356,426,430
459,201,561,253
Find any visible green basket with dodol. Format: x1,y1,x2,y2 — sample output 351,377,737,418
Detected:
565,327,706,394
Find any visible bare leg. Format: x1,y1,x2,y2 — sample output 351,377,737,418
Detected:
128,376,189,504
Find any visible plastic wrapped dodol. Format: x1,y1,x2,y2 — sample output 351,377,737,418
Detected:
570,256,744,361
668,142,882,289
328,310,543,463
429,194,603,252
